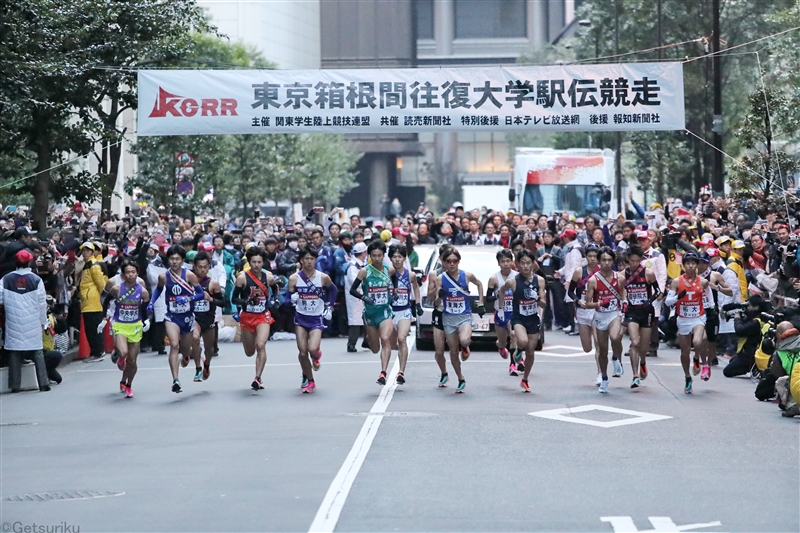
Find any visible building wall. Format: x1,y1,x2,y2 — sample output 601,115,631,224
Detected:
200,0,321,69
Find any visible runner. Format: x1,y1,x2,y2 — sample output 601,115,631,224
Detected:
232,246,281,392
147,245,205,393
583,246,627,394
695,250,732,380
428,247,486,394
388,243,422,385
622,245,660,389
428,243,455,388
349,240,396,386
568,243,599,357
191,251,224,382
497,249,546,392
665,252,709,394
287,246,337,393
486,249,518,375
101,259,149,398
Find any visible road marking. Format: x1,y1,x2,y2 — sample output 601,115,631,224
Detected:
529,404,672,428
308,338,410,533
601,516,723,532
537,344,595,358
77,361,379,372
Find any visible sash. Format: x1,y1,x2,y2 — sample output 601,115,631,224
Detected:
596,272,623,302
169,269,193,294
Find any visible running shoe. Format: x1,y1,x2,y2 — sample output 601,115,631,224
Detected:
640,362,648,380
252,377,264,391
124,385,134,399
692,358,701,376
312,349,322,371
396,371,405,385
612,358,624,377
631,376,641,389
117,354,126,371
194,369,203,382
438,373,449,387
377,371,387,386
499,348,510,359
700,365,711,381
595,373,602,386
460,346,470,361
509,363,518,376
111,350,119,364
302,380,316,394
301,376,309,389
513,348,523,364
455,379,466,393
684,377,693,394
599,378,609,394
517,361,525,372
520,379,531,393
119,381,126,393
181,355,190,368
172,379,182,393
202,360,210,380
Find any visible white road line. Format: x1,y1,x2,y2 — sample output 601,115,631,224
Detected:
308,340,409,533
76,361,378,373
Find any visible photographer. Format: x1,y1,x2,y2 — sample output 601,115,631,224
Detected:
723,295,771,378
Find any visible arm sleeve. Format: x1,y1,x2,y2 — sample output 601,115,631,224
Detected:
210,289,226,308
149,283,163,306
231,284,247,306
349,277,365,300
631,198,645,219
648,280,661,302
567,279,578,301
326,284,338,306
191,283,205,302
664,290,679,307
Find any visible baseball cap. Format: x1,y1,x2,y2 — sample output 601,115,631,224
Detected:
373,220,384,229
148,242,160,251
380,229,392,242
198,242,214,252
15,249,33,263
79,241,94,251
560,228,577,239
636,230,650,239
391,227,409,237
715,235,731,246
14,226,37,238
733,239,745,249
353,242,368,254
707,248,720,257
452,202,464,209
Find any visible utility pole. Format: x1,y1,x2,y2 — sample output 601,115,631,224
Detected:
711,0,724,192
615,0,623,215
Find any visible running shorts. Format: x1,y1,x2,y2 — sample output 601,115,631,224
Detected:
511,314,541,335
392,308,413,328
442,313,474,335
363,304,393,328
593,310,621,332
166,313,195,335
624,305,655,328
677,315,707,336
112,321,143,343
194,312,216,333
294,312,325,332
576,307,595,326
432,309,444,331
240,311,274,333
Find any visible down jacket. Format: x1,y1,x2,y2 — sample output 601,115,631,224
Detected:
0,268,47,351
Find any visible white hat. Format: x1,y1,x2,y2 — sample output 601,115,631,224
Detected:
353,242,368,254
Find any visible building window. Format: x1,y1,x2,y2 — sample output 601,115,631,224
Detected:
454,0,527,39
416,0,434,39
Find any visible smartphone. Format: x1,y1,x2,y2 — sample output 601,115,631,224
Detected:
125,206,130,215
254,210,261,218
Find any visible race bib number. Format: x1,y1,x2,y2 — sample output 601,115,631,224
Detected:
369,286,388,306
298,293,321,313
394,288,409,307
599,299,618,312
194,300,210,313
628,288,648,305
246,299,266,313
503,290,514,312
119,306,139,322
680,304,700,318
445,296,466,315
519,299,538,316
168,297,190,314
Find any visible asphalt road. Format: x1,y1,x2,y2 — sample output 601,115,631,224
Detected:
1,329,798,533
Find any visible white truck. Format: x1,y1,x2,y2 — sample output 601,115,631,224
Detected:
511,148,615,217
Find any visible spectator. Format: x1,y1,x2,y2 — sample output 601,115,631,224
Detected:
79,241,108,362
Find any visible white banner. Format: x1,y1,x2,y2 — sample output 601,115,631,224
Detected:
137,63,685,136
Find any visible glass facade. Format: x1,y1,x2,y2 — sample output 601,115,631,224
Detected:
454,0,527,39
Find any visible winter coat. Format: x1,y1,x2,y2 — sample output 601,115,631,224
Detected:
0,268,47,351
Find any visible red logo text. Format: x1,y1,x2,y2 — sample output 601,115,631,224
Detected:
148,87,238,118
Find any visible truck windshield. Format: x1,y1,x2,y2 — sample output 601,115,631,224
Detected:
523,184,603,216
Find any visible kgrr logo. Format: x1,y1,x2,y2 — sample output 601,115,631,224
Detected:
148,87,238,118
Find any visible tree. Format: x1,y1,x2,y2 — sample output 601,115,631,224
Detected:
728,85,798,212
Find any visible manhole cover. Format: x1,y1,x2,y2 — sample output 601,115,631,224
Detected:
343,411,437,417
0,422,37,427
3,490,124,502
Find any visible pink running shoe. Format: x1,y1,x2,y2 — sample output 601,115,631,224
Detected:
124,385,134,398
302,381,316,393
700,365,711,381
499,348,510,359
509,363,518,376
312,350,322,371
